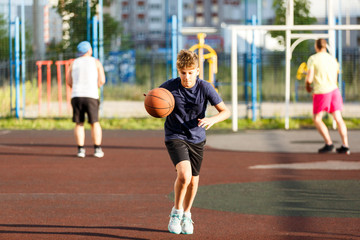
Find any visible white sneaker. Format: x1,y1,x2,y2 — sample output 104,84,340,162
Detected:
77,148,85,158
181,212,194,234
168,208,183,234
94,148,104,158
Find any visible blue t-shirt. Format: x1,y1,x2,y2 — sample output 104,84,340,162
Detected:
160,77,223,143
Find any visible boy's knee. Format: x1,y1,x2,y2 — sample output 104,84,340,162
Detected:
177,171,192,185
313,115,322,124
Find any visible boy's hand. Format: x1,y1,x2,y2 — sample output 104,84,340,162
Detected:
305,82,312,93
198,118,216,130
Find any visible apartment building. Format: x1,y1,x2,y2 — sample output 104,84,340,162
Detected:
110,0,247,50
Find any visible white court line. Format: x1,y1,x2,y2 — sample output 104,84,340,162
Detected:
250,160,360,170
0,130,11,136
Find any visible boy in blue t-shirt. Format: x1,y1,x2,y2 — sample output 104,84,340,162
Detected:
160,49,231,234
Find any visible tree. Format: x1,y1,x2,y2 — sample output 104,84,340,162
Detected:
0,14,33,61
270,0,317,63
54,0,123,54
0,14,8,61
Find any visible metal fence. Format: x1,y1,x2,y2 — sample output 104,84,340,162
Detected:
0,0,359,118
1,48,359,118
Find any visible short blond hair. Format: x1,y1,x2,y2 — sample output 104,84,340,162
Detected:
176,49,198,70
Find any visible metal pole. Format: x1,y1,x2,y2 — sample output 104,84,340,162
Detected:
338,0,343,99
21,0,26,117
9,0,13,114
328,0,336,57
231,29,238,132
327,0,336,130
177,0,183,50
171,15,177,78
92,16,98,59
251,15,257,122
257,0,263,116
98,0,104,63
98,0,104,108
165,0,170,80
257,0,262,25
285,0,294,130
87,0,91,42
15,17,20,119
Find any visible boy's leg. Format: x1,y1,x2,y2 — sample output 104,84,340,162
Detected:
74,123,85,146
91,122,102,146
168,161,192,234
313,112,332,145
174,161,192,210
183,176,199,212
332,110,349,147
91,122,104,158
74,123,86,157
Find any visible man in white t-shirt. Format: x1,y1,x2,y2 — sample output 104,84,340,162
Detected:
66,41,106,158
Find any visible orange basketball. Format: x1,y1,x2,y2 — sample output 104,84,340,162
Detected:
144,88,175,118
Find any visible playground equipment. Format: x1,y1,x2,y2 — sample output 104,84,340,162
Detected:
189,33,218,88
8,0,26,119
36,59,73,115
226,0,360,131
36,60,52,115
296,62,307,81
294,62,307,102
55,60,73,114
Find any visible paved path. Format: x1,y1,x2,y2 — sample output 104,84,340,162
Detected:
207,129,360,153
23,101,360,118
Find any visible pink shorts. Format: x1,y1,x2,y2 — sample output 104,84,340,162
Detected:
313,88,343,114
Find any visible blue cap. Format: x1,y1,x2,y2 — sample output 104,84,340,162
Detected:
77,41,92,56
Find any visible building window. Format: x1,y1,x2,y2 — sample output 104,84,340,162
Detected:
137,32,145,40
212,16,219,25
196,16,205,25
211,4,218,12
122,14,129,19
224,0,240,5
149,4,161,9
150,30,162,36
184,3,193,9
196,5,204,13
185,15,194,24
137,14,145,24
150,17,161,23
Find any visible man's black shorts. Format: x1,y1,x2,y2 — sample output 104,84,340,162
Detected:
71,97,100,124
165,139,206,176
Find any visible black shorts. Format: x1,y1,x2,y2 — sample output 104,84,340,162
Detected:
71,97,100,124
165,139,206,176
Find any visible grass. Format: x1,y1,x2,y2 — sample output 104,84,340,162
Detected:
0,116,359,131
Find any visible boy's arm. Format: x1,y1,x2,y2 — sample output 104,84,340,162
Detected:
198,102,231,130
96,59,106,87
66,63,73,88
305,66,314,93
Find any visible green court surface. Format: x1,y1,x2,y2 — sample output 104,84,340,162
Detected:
188,180,360,218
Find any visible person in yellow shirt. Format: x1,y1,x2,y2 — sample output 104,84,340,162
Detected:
305,38,350,154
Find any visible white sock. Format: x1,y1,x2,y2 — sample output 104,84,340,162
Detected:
183,211,191,218
172,207,183,215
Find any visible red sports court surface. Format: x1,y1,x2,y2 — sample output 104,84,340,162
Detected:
0,130,359,240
